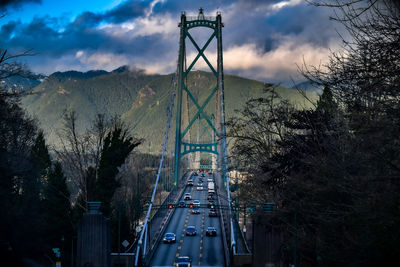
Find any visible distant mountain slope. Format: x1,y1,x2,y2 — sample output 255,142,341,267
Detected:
292,80,323,94
1,74,45,93
21,67,317,150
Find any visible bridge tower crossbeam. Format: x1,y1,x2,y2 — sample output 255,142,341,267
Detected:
174,8,225,182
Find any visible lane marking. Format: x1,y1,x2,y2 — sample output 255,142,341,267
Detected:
178,246,181,250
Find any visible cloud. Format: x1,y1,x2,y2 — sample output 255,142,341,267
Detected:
270,0,303,11
75,50,130,70
0,0,343,83
223,40,332,81
186,38,333,82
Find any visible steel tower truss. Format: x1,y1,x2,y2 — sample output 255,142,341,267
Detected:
174,8,225,185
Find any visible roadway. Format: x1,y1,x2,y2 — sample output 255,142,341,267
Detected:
150,172,225,267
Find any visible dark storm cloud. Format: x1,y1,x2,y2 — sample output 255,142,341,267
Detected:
2,16,106,56
0,0,342,82
104,0,148,23
0,19,17,39
0,0,41,10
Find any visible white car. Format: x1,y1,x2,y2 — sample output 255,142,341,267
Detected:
197,186,203,191
207,178,213,182
193,200,200,207
184,193,192,200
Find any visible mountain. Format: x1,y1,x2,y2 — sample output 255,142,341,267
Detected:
21,67,317,151
1,74,46,93
292,80,323,94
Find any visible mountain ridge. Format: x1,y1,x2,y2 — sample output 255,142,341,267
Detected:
20,67,317,151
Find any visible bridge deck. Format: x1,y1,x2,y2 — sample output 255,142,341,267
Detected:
149,173,225,266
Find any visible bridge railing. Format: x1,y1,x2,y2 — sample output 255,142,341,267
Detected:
144,172,190,265
215,173,232,266
134,61,178,267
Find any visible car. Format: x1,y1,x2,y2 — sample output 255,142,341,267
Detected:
197,186,203,191
208,171,212,175
193,200,200,207
175,256,191,267
186,226,197,236
201,173,205,177
163,233,176,243
184,193,192,200
187,179,194,186
192,208,200,214
209,209,218,217
207,178,213,182
207,194,214,200
206,227,217,236
197,182,203,186
178,201,186,208
208,200,215,208
198,178,203,183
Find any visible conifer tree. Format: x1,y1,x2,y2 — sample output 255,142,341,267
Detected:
95,123,141,217
44,162,72,245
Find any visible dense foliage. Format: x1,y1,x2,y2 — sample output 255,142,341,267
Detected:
229,1,400,266
0,94,73,266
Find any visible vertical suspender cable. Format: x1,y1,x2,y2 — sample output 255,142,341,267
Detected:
134,59,179,267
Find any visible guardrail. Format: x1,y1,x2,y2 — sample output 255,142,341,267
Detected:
215,173,231,267
144,173,190,264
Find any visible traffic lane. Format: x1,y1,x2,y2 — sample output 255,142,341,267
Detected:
202,213,224,266
150,203,186,266
179,203,204,265
177,183,208,265
203,177,224,267
150,186,193,266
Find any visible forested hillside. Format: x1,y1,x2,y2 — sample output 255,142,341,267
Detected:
21,67,316,150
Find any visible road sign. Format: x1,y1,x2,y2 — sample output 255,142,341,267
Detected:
262,202,275,212
52,248,60,258
122,240,129,248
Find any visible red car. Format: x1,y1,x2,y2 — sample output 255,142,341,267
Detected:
209,209,218,217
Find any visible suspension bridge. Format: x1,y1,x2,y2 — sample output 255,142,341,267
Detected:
124,9,251,267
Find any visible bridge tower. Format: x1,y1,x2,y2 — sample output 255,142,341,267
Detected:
174,8,226,184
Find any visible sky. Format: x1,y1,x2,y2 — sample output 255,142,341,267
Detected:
0,0,343,84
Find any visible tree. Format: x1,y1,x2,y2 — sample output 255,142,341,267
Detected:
43,162,72,246
229,1,400,265
95,121,142,217
57,112,111,209
226,86,295,201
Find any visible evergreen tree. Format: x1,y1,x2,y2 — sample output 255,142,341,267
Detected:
95,123,141,217
43,162,72,246
30,131,51,176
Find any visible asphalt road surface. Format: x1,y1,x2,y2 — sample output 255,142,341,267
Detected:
150,172,225,267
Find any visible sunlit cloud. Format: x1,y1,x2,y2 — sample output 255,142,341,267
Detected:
75,50,130,70
270,0,303,11
131,13,177,38
186,37,334,82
